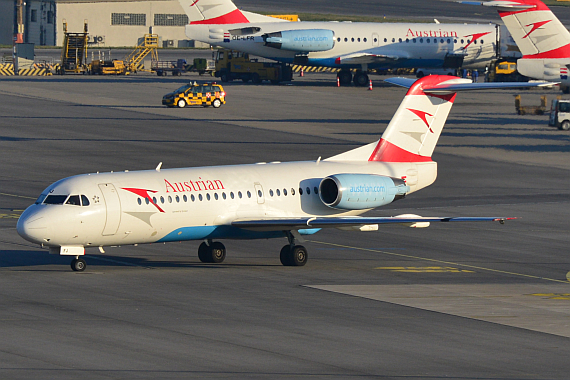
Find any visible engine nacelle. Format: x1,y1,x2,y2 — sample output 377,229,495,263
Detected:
319,174,409,210
263,29,335,52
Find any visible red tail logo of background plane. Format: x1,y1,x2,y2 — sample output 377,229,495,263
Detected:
523,20,552,39
122,188,165,213
407,108,434,133
463,32,491,50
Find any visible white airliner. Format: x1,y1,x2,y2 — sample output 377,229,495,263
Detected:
17,75,549,272
180,0,500,86
469,0,570,92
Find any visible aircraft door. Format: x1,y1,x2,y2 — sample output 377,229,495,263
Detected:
98,183,122,236
254,182,265,204
372,33,379,47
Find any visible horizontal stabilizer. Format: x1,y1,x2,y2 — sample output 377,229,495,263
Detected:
458,1,535,9
232,216,515,231
385,77,557,94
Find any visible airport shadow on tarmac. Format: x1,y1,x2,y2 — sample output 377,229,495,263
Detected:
0,249,278,270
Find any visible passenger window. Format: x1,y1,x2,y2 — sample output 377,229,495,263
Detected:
257,190,262,198
351,37,354,42
44,195,68,204
269,189,274,197
383,38,387,42
299,188,303,195
222,193,226,200
283,189,287,196
183,195,188,202
168,196,172,203
291,188,295,196
426,39,430,43
238,191,242,198
392,38,395,43
363,38,367,42
306,187,311,195
214,193,218,200
357,38,361,42
276,189,280,196
206,194,211,201
314,187,318,195
230,192,234,199
191,195,195,202
145,198,150,205
66,195,81,206
137,198,142,205
160,196,165,204
176,195,180,203
420,38,423,43
344,38,348,42
152,197,157,204
199,194,203,201
480,39,484,44
337,37,341,42
247,191,251,198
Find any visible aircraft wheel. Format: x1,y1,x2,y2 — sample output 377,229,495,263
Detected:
560,121,570,131
71,258,86,272
280,245,292,266
337,70,352,86
198,242,211,263
177,99,186,108
353,72,369,87
291,245,308,266
210,242,226,263
212,98,222,108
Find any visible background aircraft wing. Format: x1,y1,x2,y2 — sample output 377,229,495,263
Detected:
335,51,410,65
385,77,557,93
232,216,514,231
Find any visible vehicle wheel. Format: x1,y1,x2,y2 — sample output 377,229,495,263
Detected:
212,98,222,108
210,242,226,263
220,72,230,82
177,99,186,108
560,121,570,131
353,72,369,87
157,70,163,76
337,70,352,86
71,258,86,272
280,245,292,266
198,242,211,263
416,70,425,78
252,73,261,84
291,245,308,266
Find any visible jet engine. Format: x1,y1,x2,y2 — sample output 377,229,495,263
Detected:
319,174,409,210
262,29,335,52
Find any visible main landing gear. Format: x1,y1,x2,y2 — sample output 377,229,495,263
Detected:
336,69,369,87
279,232,308,267
198,240,226,263
71,256,86,272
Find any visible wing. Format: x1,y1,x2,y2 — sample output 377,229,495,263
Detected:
232,215,515,231
335,51,410,65
385,77,557,93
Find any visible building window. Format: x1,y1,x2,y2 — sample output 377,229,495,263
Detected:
31,9,38,22
111,13,146,26
154,14,189,26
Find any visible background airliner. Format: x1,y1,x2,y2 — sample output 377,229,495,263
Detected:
468,0,570,92
17,76,548,272
180,0,500,86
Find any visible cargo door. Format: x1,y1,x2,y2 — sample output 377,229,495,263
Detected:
98,183,122,236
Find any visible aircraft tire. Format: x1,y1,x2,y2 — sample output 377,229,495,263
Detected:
198,242,211,263
177,99,186,108
71,258,86,272
210,242,226,263
212,98,222,108
280,245,292,266
353,72,369,87
337,70,352,86
291,245,308,266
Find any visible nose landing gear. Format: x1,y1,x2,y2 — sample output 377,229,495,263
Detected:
71,256,86,272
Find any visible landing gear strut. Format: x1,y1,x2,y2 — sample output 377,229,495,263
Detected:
71,256,86,272
198,240,226,263
280,232,308,266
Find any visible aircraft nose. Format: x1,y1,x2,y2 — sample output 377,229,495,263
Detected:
17,206,48,245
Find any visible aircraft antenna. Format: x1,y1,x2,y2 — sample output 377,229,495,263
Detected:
156,162,162,172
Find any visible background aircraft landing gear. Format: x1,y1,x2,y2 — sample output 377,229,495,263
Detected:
71,256,86,272
198,240,226,263
353,71,369,87
337,70,352,86
280,232,308,266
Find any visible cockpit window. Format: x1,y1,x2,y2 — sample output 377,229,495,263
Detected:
66,195,81,206
81,195,90,206
35,193,48,205
43,195,68,204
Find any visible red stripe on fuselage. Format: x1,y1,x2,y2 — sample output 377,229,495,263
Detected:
190,9,249,24
122,188,165,213
368,138,432,162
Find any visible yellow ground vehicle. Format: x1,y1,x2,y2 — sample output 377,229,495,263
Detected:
90,60,127,75
486,59,527,82
162,83,226,108
215,49,292,84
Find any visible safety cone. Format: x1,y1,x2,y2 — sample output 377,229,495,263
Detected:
337,77,340,87
300,68,304,77
368,79,373,91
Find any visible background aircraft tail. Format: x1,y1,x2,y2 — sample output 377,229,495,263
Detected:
484,0,570,59
178,0,283,24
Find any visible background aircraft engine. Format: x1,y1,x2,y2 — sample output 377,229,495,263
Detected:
262,29,335,52
319,174,409,210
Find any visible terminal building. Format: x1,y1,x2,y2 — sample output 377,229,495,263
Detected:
0,0,202,48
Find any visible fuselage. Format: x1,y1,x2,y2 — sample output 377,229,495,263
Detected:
188,22,498,69
17,160,437,249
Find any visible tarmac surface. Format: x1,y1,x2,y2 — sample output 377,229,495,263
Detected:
1,72,570,379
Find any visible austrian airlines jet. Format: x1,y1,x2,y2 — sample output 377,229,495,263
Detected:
180,0,500,86
471,0,570,92
18,76,547,272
